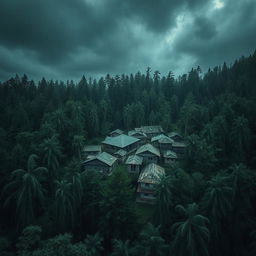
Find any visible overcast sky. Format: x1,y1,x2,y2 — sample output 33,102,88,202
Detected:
0,0,255,82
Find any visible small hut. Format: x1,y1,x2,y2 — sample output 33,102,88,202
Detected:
114,149,127,163
168,132,183,142
163,150,178,164
136,143,160,164
83,152,117,175
125,155,143,173
137,163,165,203
109,129,124,137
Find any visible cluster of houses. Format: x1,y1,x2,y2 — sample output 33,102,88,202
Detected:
82,126,186,204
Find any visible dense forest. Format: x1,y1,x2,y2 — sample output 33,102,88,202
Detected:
0,51,256,256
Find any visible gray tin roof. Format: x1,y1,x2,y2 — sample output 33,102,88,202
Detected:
151,134,174,144
110,129,124,135
125,154,143,165
138,163,165,184
102,134,140,148
83,145,101,152
136,143,160,157
163,150,178,159
83,152,117,166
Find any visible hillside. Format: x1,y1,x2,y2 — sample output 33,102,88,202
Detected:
0,52,256,256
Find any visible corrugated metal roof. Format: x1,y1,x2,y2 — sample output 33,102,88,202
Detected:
168,132,182,138
125,154,143,165
83,152,117,166
138,163,165,184
151,134,174,144
128,130,147,137
102,134,139,148
83,145,101,152
172,142,186,147
114,149,127,157
163,150,177,158
110,129,124,135
136,143,160,157
139,125,163,134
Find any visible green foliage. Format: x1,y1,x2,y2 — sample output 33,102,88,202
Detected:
154,175,172,230
178,94,203,136
0,237,12,256
16,226,42,252
84,233,103,256
40,135,63,179
3,154,47,228
111,239,133,256
31,233,86,256
100,168,139,240
134,223,168,256
55,179,74,232
0,51,256,256
185,134,217,173
231,116,251,161
171,203,210,256
72,135,85,160
202,174,232,238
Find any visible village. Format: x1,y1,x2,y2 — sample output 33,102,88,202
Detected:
82,125,186,204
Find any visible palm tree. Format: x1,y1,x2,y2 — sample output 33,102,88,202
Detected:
227,163,255,253
136,223,168,256
71,172,83,209
111,239,132,256
72,135,85,160
171,203,210,256
231,116,250,160
185,134,198,167
154,175,172,228
228,163,255,215
51,108,69,134
201,123,214,144
202,174,232,237
55,179,74,232
179,94,199,136
65,101,85,134
3,154,47,228
41,135,62,179
229,163,252,202
84,233,103,256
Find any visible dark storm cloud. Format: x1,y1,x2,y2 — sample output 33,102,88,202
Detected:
194,17,217,40
117,0,204,32
0,0,255,81
172,0,256,72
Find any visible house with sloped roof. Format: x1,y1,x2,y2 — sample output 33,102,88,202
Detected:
109,129,124,137
82,152,117,175
135,125,164,138
137,163,165,203
102,134,140,154
125,154,143,173
82,145,101,159
168,132,183,142
172,141,186,157
113,149,127,163
151,134,174,153
136,143,160,164
128,130,147,145
163,150,178,164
